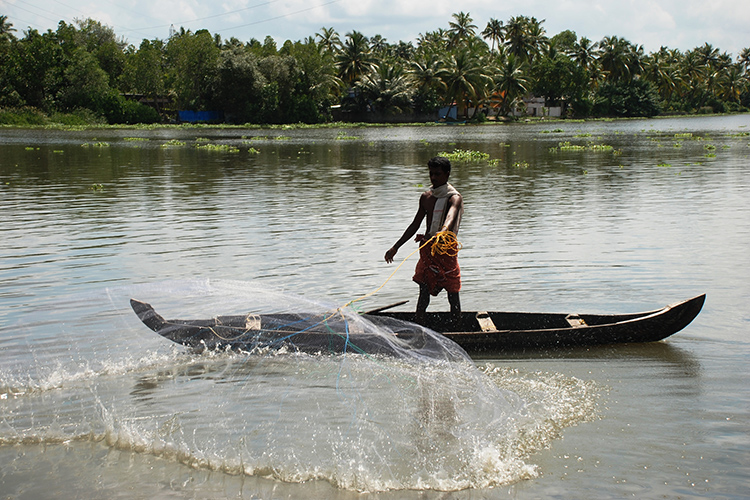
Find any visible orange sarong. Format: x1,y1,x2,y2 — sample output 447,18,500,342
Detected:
413,243,461,296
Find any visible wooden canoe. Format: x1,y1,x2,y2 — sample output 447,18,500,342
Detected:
130,294,704,354
369,294,706,352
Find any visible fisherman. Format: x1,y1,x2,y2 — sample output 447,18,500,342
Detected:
384,156,464,324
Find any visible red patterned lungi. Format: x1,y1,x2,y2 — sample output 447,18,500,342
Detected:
413,243,461,296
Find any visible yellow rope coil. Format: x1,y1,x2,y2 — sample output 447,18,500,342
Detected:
430,230,462,257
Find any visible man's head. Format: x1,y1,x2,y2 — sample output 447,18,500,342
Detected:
428,156,451,174
428,156,451,188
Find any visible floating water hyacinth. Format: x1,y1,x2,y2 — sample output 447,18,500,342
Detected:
438,149,490,162
195,143,240,153
335,132,361,140
549,141,617,153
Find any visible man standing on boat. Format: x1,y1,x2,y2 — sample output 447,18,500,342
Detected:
384,156,464,324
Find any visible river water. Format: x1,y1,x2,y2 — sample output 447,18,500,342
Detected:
1,115,748,498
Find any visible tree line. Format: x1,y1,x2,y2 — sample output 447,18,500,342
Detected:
1,12,749,125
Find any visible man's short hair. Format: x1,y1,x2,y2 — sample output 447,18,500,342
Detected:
428,156,452,174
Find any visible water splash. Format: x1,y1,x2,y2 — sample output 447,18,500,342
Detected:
0,280,599,491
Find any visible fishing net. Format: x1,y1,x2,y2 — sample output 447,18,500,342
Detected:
0,279,597,492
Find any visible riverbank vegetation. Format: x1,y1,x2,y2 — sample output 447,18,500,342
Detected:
1,13,749,125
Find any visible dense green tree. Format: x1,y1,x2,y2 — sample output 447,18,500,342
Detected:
0,16,21,106
165,29,220,110
57,48,110,111
121,40,165,98
594,78,660,117
210,44,264,123
0,11,747,124
10,28,66,110
531,52,589,114
73,18,126,86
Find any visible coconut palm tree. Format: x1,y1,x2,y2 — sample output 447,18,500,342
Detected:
0,15,16,41
417,29,450,54
356,62,414,115
738,48,750,72
493,54,529,117
316,27,341,55
571,37,599,71
481,18,503,53
643,50,678,102
598,36,642,82
718,64,747,104
679,49,707,96
442,46,493,119
370,34,389,56
503,15,547,64
448,12,478,49
409,53,448,93
335,31,378,87
695,43,720,69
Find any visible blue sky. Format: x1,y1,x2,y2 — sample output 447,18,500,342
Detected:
2,0,748,57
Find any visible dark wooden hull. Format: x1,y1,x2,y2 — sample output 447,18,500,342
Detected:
130,294,704,354
370,294,706,352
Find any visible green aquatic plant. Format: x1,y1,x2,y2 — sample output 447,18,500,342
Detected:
124,137,149,141
81,142,110,147
335,132,361,140
657,162,671,167
674,132,693,138
195,143,240,153
551,141,586,151
704,144,716,150
550,141,617,153
161,139,186,147
437,149,490,162
513,161,530,169
247,147,260,154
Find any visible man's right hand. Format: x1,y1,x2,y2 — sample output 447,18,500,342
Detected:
384,247,397,263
